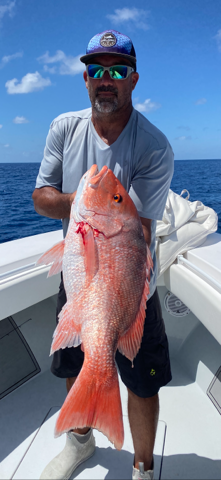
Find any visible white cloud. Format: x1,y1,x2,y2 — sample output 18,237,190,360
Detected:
106,8,150,30
4,143,9,147
0,1,15,20
5,71,52,94
43,65,57,74
0,51,23,68
0,124,2,129
38,50,65,64
175,136,192,141
13,116,29,124
195,98,207,105
214,29,221,52
38,50,85,75
134,98,161,113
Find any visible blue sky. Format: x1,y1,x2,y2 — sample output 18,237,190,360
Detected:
0,0,220,162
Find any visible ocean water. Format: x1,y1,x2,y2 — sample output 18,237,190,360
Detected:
0,160,220,244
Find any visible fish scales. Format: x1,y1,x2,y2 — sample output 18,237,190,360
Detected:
36,164,153,450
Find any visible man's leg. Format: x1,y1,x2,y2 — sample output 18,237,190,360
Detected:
115,289,172,477
128,389,159,471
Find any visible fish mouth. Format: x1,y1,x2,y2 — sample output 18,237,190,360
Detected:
88,165,108,189
73,165,109,225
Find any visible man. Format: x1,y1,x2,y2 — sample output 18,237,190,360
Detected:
32,30,174,480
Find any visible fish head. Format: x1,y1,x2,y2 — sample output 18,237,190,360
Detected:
72,165,141,238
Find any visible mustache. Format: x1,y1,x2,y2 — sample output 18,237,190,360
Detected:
95,86,118,96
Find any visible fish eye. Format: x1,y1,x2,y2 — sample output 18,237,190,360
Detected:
113,194,122,203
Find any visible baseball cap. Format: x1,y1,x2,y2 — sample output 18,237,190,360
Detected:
80,30,137,70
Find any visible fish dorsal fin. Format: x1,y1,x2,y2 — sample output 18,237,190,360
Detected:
117,247,153,362
36,239,65,277
50,302,82,355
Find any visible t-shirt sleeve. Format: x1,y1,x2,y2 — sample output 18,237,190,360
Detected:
35,120,64,191
129,142,174,220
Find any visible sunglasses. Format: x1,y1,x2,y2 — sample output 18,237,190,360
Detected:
86,64,134,80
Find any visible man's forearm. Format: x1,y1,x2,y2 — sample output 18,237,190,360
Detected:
32,187,76,219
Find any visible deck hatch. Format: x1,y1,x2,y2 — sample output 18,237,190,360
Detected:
0,316,40,400
207,366,221,415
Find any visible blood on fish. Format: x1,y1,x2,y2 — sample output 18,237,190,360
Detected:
76,222,102,243
76,222,89,245
36,164,153,450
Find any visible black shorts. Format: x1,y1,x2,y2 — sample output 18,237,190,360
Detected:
51,276,172,398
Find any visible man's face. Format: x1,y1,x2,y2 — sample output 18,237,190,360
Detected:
83,55,139,115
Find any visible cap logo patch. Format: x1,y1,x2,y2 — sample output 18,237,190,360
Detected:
100,32,117,48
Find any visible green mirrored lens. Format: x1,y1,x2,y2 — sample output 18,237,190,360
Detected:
88,65,104,78
87,65,130,79
110,66,128,79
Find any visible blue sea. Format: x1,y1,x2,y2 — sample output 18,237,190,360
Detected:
0,160,221,244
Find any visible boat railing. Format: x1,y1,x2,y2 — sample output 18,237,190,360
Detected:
0,262,52,285
177,254,221,294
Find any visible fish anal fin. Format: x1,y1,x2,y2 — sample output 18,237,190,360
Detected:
117,308,146,362
36,240,65,277
50,303,81,355
118,251,152,362
55,363,124,450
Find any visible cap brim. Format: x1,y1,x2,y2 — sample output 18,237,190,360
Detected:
80,52,136,68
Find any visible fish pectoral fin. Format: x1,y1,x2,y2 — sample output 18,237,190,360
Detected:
50,303,82,355
117,273,151,362
84,226,97,280
36,240,65,277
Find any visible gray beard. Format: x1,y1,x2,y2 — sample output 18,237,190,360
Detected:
88,84,119,114
93,97,118,114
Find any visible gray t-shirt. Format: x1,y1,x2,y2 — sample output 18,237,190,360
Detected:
36,107,174,297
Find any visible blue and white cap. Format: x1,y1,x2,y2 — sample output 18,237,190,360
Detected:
80,30,137,70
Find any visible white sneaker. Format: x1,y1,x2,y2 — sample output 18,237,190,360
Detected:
39,430,96,479
132,461,154,480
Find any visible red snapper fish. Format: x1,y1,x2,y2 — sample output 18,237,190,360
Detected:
37,165,153,450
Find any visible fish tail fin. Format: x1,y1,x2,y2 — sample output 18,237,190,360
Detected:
55,362,124,450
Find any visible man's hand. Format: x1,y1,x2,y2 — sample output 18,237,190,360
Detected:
140,217,152,247
32,187,76,219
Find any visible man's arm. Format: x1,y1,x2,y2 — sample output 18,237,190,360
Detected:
140,217,151,247
32,187,76,219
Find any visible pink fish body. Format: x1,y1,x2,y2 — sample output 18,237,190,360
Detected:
37,165,153,450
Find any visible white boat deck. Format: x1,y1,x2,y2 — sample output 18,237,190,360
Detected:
0,369,165,480
1,231,221,479
1,353,221,479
